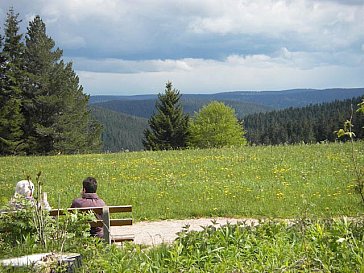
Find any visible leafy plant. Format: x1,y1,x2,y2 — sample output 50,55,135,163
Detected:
188,101,246,148
0,173,99,272
53,218,364,272
336,103,364,204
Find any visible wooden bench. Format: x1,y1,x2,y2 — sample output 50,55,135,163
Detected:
49,205,133,244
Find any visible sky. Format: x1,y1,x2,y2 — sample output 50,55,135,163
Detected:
0,0,364,96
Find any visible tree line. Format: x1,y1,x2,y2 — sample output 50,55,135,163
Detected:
93,80,364,152
0,8,101,155
143,83,364,151
143,82,246,150
243,97,364,145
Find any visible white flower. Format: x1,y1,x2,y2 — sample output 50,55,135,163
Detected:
336,238,346,243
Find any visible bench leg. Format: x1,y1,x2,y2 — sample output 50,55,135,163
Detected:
102,206,111,244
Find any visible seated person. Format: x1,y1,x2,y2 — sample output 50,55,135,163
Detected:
71,177,106,238
10,180,51,210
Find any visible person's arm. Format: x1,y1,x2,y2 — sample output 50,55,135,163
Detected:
42,200,51,210
41,192,51,210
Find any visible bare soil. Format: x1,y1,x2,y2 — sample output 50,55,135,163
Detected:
111,218,258,246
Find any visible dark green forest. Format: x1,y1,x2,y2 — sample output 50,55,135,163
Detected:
209,88,364,109
90,106,147,152
92,98,272,119
243,97,364,145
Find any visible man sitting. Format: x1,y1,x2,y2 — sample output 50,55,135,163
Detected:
71,177,106,238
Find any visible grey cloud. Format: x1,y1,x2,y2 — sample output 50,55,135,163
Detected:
1,0,363,61
1,0,363,95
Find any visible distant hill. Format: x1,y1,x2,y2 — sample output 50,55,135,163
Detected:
90,106,148,152
209,88,364,109
92,98,273,119
90,94,156,104
243,96,364,145
181,98,273,119
89,88,364,151
90,88,364,109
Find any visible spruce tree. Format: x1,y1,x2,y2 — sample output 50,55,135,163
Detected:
143,82,189,150
0,8,25,155
23,15,101,154
49,61,102,154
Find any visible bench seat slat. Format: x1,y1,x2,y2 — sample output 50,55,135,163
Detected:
90,218,132,227
111,234,135,243
49,205,132,216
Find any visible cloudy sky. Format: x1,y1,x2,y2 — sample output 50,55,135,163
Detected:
1,0,363,95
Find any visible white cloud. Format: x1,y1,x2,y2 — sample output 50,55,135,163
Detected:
78,62,364,95
3,0,364,55
76,52,364,95
1,0,364,95
188,0,364,50
68,57,193,73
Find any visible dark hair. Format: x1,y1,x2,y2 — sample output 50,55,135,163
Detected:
83,177,97,193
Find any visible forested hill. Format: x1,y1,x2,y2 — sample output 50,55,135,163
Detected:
208,88,364,109
243,96,364,145
90,88,364,113
89,88,364,152
90,106,148,152
92,98,272,119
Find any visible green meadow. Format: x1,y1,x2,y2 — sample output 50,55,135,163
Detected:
1,142,363,221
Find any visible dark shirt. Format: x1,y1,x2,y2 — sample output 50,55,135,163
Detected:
71,193,106,238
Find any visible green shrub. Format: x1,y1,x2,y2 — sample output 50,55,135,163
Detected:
2,216,364,272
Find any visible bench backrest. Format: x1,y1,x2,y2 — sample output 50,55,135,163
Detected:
49,205,132,244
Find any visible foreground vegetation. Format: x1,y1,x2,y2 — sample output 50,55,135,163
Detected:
95,218,364,272
2,215,364,272
1,142,364,272
1,142,363,220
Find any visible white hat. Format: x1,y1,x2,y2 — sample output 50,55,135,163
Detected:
15,180,35,197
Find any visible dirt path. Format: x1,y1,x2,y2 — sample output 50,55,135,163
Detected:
111,218,258,246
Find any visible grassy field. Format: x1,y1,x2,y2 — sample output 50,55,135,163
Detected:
1,142,363,221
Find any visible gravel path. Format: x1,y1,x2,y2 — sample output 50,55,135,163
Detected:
111,218,258,246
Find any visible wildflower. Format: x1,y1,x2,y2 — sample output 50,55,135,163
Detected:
336,238,346,243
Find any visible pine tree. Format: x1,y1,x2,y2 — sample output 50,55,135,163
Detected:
23,15,101,154
143,82,189,150
0,8,25,155
49,61,102,153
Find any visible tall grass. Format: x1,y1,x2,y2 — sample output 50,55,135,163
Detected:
1,142,363,221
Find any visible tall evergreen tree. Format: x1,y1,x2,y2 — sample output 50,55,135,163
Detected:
143,82,189,150
0,8,25,155
23,15,101,154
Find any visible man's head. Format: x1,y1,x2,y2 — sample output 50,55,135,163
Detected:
83,177,98,193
